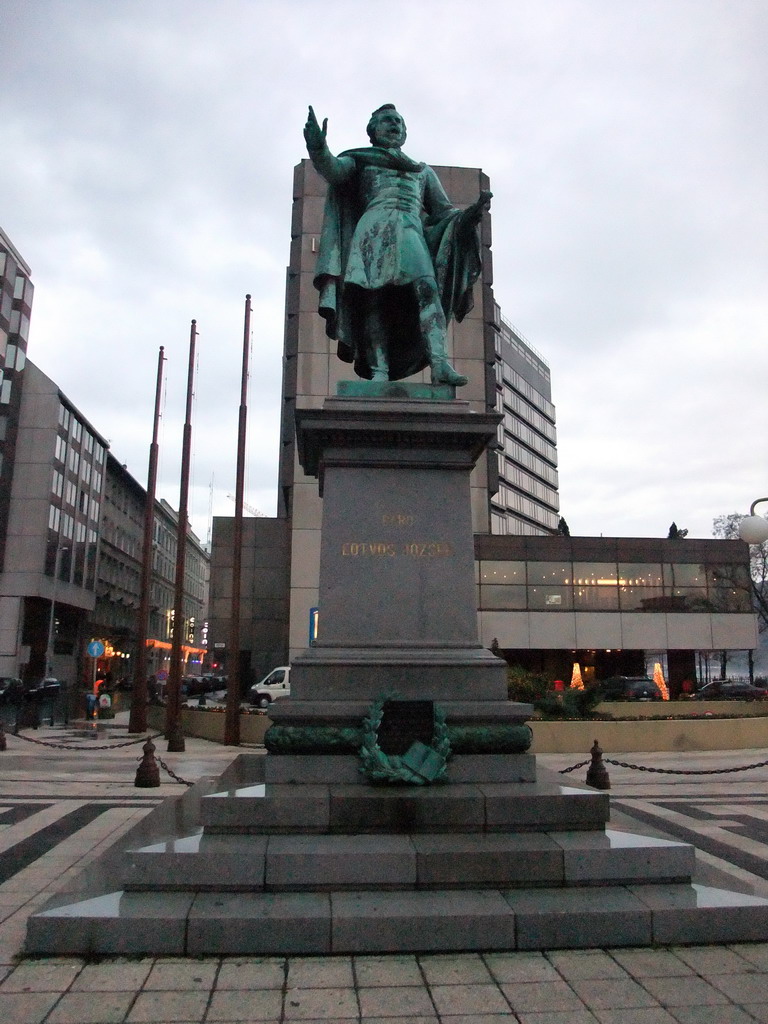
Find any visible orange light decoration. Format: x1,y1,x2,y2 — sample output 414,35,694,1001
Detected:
570,663,584,690
653,662,670,700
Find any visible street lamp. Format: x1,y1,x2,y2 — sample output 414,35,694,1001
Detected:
739,498,768,545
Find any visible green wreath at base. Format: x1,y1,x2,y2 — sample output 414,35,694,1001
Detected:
359,693,452,785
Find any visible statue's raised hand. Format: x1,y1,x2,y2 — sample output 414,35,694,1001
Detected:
304,106,328,153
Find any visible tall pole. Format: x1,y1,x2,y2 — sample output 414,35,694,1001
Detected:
166,320,197,752
128,346,165,734
225,295,251,745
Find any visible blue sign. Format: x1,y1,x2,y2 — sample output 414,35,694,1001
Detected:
87,640,105,658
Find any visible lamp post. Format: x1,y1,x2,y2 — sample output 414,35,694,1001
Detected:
739,498,768,545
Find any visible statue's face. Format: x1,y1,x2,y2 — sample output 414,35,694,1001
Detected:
370,110,406,148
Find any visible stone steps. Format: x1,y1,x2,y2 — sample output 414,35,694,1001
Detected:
199,778,610,834
28,883,768,956
120,829,695,892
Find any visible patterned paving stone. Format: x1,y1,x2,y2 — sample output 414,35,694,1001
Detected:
72,959,153,991
0,958,83,991
608,949,695,978
708,971,768,1003
420,953,494,985
45,989,135,1024
500,979,587,1013
358,983,434,1017
547,951,631,980
215,958,286,990
353,955,422,987
483,952,561,984
287,956,353,988
282,985,358,1020
143,959,218,990
126,988,210,1022
206,987,283,1021
568,976,661,1009
638,975,732,1007
429,982,512,1016
671,946,758,974
0,990,63,1024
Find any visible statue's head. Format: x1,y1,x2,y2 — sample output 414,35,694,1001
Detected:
367,104,407,148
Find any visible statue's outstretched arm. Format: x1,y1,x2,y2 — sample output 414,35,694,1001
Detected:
304,105,354,184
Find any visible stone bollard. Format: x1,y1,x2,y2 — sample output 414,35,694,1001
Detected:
0,719,6,751
135,737,161,788
586,738,610,790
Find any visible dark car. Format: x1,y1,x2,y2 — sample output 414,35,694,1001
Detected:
695,681,768,701
26,678,63,701
0,677,24,706
599,676,663,701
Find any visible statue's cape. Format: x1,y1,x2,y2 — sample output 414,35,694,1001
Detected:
313,147,482,381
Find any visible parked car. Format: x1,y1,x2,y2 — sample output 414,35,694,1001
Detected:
248,666,291,708
26,678,63,701
0,677,24,706
695,681,768,701
599,676,663,701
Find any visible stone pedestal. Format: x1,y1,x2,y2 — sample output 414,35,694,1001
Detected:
267,391,531,767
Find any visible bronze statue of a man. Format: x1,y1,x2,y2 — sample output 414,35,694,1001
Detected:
304,104,491,387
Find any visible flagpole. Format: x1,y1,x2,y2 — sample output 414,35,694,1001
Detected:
128,345,165,733
166,319,197,752
225,295,252,745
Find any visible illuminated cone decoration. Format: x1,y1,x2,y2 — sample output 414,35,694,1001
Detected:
570,663,584,690
653,662,670,700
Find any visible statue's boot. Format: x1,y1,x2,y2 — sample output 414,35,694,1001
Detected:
370,344,389,382
429,339,467,387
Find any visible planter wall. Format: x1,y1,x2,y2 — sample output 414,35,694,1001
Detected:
146,707,270,745
530,715,768,754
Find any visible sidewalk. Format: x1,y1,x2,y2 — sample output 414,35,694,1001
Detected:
3,715,768,1022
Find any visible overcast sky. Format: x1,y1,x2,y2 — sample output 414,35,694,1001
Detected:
2,0,766,543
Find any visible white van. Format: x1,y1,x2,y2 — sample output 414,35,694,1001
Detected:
247,666,290,708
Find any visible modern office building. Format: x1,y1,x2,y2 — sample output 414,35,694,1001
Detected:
0,228,34,573
0,358,108,684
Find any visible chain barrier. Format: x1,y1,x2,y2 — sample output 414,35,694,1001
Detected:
7,730,163,752
559,756,768,776
154,756,193,787
559,759,590,773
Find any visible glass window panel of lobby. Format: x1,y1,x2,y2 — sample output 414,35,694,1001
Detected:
573,562,619,610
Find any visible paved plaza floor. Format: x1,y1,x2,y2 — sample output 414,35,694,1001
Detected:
3,714,768,1022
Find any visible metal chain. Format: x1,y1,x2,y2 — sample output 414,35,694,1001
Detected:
559,760,590,773
6,731,163,751
559,756,768,776
603,757,768,776
154,756,193,787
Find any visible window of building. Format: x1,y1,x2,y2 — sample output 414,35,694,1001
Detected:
59,406,70,430
528,561,570,586
0,416,6,441
480,560,526,584
68,448,79,473
54,435,66,463
48,504,61,531
81,460,91,486
13,275,26,300
71,419,82,442
89,497,100,522
65,480,76,506
94,443,104,464
529,585,574,610
51,469,63,497
0,379,10,404
84,431,94,453
0,326,7,361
